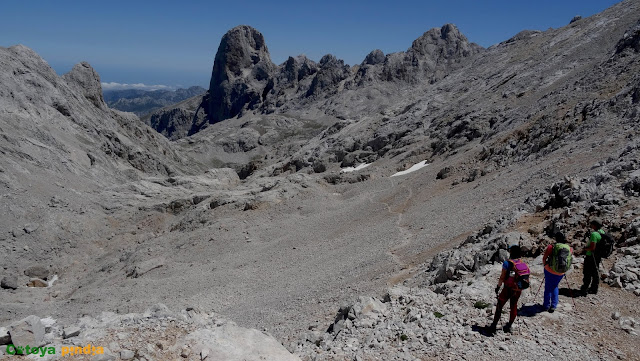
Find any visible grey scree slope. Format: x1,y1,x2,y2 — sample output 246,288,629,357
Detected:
1,0,640,359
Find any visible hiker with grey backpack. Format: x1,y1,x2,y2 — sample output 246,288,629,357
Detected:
542,232,573,312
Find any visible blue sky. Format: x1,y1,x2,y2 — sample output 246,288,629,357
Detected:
0,0,622,90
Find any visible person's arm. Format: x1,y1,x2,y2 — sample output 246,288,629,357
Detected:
497,268,507,287
543,244,552,265
585,232,598,252
496,268,507,293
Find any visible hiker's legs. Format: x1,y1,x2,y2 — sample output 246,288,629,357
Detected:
543,269,563,308
582,256,596,290
491,300,504,327
543,270,552,308
508,290,521,323
591,257,601,292
491,288,511,327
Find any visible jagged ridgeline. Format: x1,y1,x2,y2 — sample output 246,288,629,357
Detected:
146,23,482,140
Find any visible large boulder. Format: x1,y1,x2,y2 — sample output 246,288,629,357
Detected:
8,315,45,348
24,266,49,280
183,324,301,361
346,296,388,321
1,276,18,290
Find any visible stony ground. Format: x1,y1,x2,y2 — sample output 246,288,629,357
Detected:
1,1,640,360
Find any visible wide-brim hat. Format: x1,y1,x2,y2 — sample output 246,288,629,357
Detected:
590,218,603,228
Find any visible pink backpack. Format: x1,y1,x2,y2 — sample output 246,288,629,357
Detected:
505,259,530,290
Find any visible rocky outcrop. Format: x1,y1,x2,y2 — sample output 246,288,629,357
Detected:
62,61,107,110
145,93,208,140
616,21,640,53
278,55,318,86
305,54,350,97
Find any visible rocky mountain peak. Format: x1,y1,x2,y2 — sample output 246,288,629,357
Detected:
207,25,276,124
410,23,480,59
213,25,272,76
318,54,341,67
62,61,106,110
280,55,318,84
363,49,385,65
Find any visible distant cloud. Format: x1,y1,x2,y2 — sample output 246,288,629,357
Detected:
101,82,173,91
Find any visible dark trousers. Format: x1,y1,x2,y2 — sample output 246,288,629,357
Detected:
492,287,521,326
582,255,600,292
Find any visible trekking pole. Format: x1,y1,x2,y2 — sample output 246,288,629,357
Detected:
532,277,544,303
563,276,577,310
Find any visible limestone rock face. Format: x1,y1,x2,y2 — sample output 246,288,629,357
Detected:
207,25,276,124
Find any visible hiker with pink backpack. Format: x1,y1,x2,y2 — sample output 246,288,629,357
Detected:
488,244,530,334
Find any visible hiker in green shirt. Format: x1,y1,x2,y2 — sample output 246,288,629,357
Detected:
581,218,604,294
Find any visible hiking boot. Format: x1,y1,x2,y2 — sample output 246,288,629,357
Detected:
548,307,556,313
502,323,512,333
486,324,497,335
588,288,598,294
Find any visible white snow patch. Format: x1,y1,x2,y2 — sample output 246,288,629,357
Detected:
391,160,429,177
341,163,371,173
